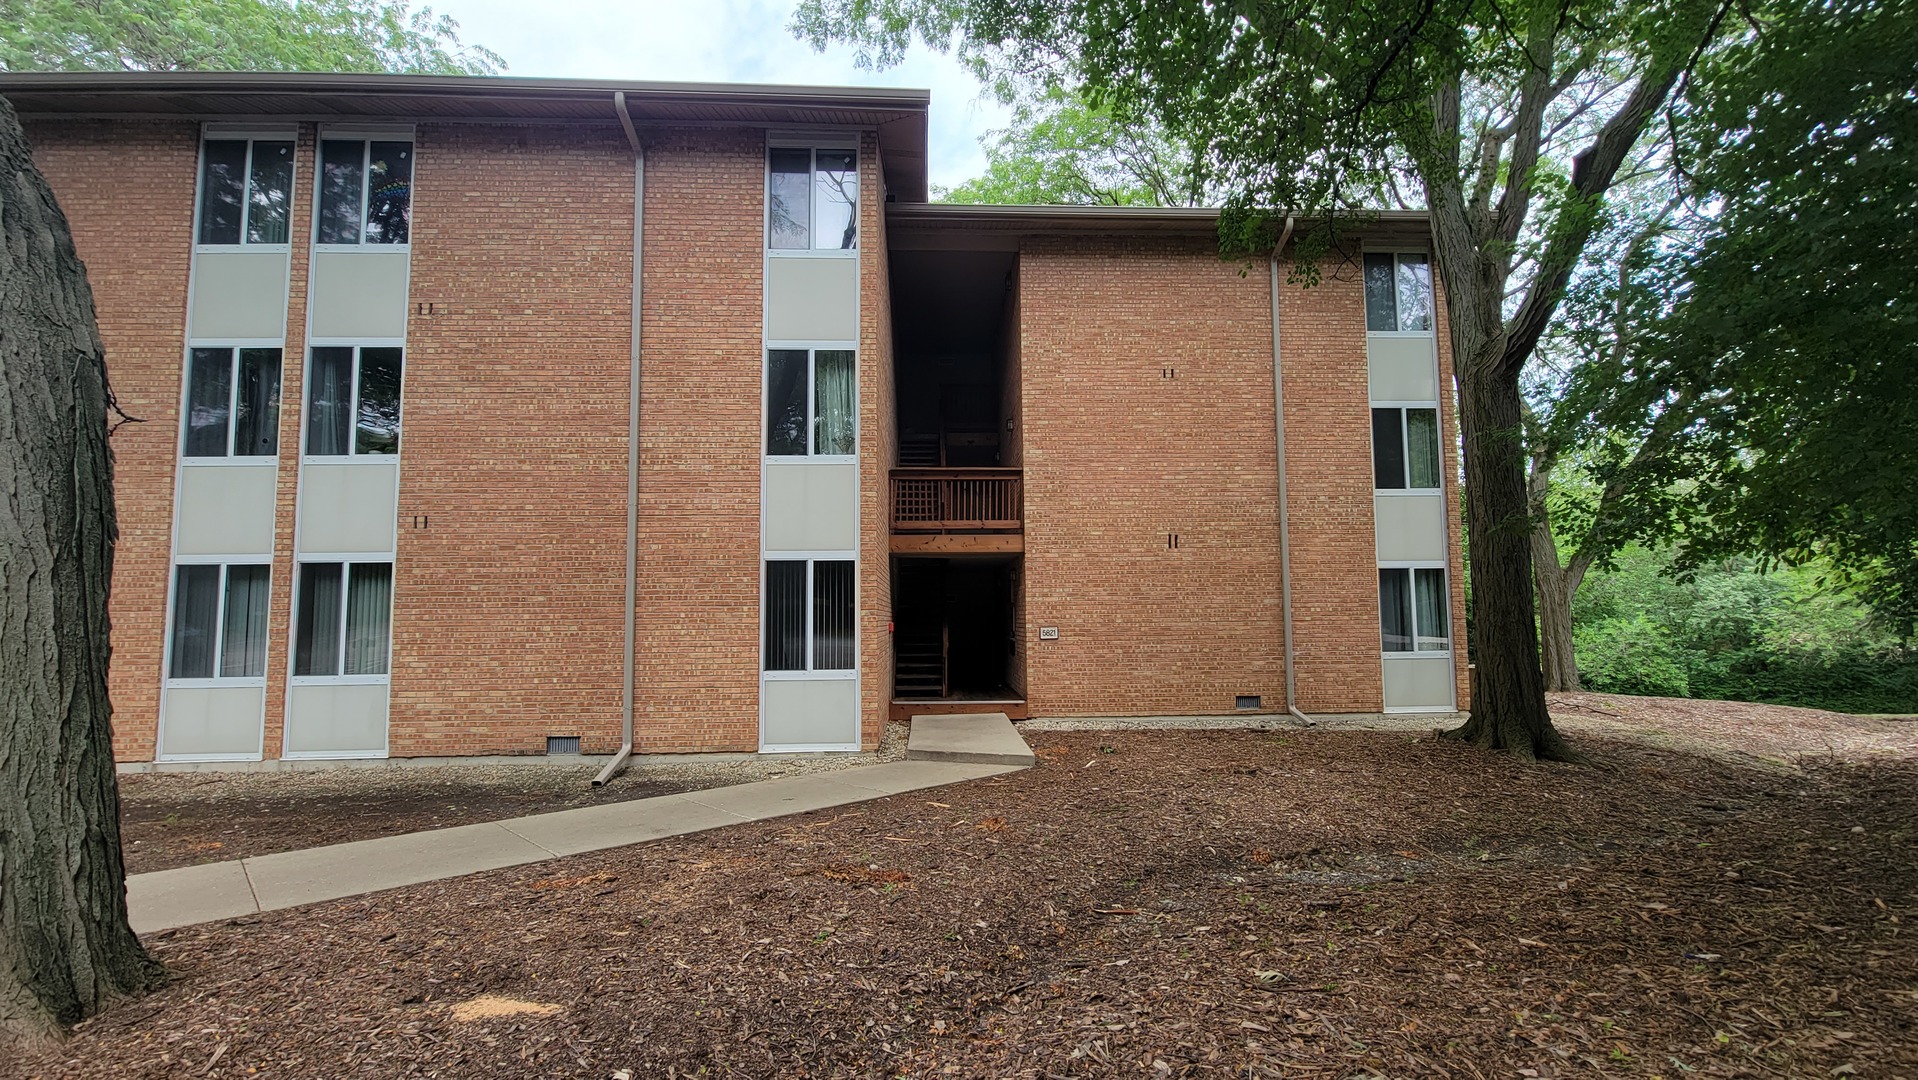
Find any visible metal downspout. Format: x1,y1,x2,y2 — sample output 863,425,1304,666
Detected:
595,92,645,786
1269,216,1313,728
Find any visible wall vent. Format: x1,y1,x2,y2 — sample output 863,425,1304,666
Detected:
546,735,582,755
1235,695,1262,711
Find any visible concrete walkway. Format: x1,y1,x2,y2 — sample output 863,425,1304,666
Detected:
127,716,1030,935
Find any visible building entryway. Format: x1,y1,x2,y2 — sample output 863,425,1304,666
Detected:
891,555,1025,718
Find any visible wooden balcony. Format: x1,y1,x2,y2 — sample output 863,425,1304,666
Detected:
890,468,1023,553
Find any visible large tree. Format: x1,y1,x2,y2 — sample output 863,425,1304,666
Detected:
0,0,502,74
0,97,164,1047
1639,0,1918,634
940,84,1208,206
796,0,1735,759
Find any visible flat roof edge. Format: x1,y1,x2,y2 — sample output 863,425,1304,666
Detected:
886,202,1432,234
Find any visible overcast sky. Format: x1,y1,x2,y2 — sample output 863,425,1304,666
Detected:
431,0,1007,189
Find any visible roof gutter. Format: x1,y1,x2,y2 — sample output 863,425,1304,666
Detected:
1269,215,1313,728
595,91,645,787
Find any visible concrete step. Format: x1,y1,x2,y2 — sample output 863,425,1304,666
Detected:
905,712,1036,767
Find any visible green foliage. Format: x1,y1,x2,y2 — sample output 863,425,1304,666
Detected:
1575,547,1918,713
1590,0,1918,630
0,0,503,74
938,85,1205,206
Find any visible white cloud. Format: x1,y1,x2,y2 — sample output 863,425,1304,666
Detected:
430,0,1006,189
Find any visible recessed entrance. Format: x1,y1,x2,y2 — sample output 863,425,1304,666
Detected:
891,555,1023,712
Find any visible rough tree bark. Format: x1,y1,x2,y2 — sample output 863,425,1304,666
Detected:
1528,451,1592,692
0,96,163,1047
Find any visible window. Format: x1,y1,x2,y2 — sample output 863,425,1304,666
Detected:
1363,252,1433,332
1372,407,1441,490
198,139,294,246
168,563,271,679
1380,567,1450,653
317,139,412,245
767,348,856,456
306,346,403,457
768,148,857,250
294,562,394,676
765,560,855,672
184,347,281,458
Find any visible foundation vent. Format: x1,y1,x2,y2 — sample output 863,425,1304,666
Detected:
546,736,582,755
1235,695,1262,711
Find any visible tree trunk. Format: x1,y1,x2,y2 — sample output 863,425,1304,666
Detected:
1534,553,1582,692
0,96,163,1048
1443,357,1582,761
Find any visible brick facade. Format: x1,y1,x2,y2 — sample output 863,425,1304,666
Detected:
389,122,634,757
1020,237,1289,717
23,87,1460,764
25,119,197,761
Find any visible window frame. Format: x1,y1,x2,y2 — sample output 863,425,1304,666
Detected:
193,129,297,253
1362,249,1436,335
764,140,860,257
1378,563,1453,657
761,556,859,678
162,556,274,688
764,344,859,462
179,343,284,463
311,128,415,251
301,341,406,462
288,557,396,685
1370,404,1444,494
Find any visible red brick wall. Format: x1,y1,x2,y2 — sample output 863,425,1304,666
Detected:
1275,251,1386,713
260,124,317,760
384,122,634,757
26,120,198,761
631,128,765,752
1019,236,1289,717
857,133,896,748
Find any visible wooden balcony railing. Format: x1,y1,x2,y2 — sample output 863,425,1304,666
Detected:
890,468,1023,532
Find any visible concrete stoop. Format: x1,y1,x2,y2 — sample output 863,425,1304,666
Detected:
905,712,1038,767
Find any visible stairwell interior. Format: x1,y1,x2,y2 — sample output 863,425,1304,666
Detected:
888,245,1026,719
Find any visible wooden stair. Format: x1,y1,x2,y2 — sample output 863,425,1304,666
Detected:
893,625,945,697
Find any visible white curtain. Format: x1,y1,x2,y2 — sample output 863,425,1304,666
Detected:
1414,568,1449,650
814,350,856,455
344,563,393,675
307,348,354,456
220,565,271,677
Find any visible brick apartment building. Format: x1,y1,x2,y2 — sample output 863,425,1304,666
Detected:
2,72,1467,766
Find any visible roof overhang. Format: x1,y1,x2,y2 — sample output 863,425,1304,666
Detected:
0,72,932,200
886,202,1433,249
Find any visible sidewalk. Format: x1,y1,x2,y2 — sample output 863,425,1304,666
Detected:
126,714,1034,934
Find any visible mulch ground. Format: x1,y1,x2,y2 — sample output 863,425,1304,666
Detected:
28,728,1916,1079
1548,692,1918,769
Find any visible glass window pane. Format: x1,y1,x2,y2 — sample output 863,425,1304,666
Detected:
233,349,281,457
355,348,403,455
764,561,807,671
220,565,271,678
1414,568,1450,650
317,140,364,245
768,148,811,249
1363,252,1397,331
767,349,809,456
198,140,247,245
812,560,856,670
246,140,294,244
1406,408,1441,488
343,563,393,675
1371,408,1405,490
294,563,344,676
1379,569,1413,653
1397,254,1433,332
365,141,412,245
185,348,232,457
814,150,857,250
169,565,221,678
306,347,354,455
814,349,856,455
